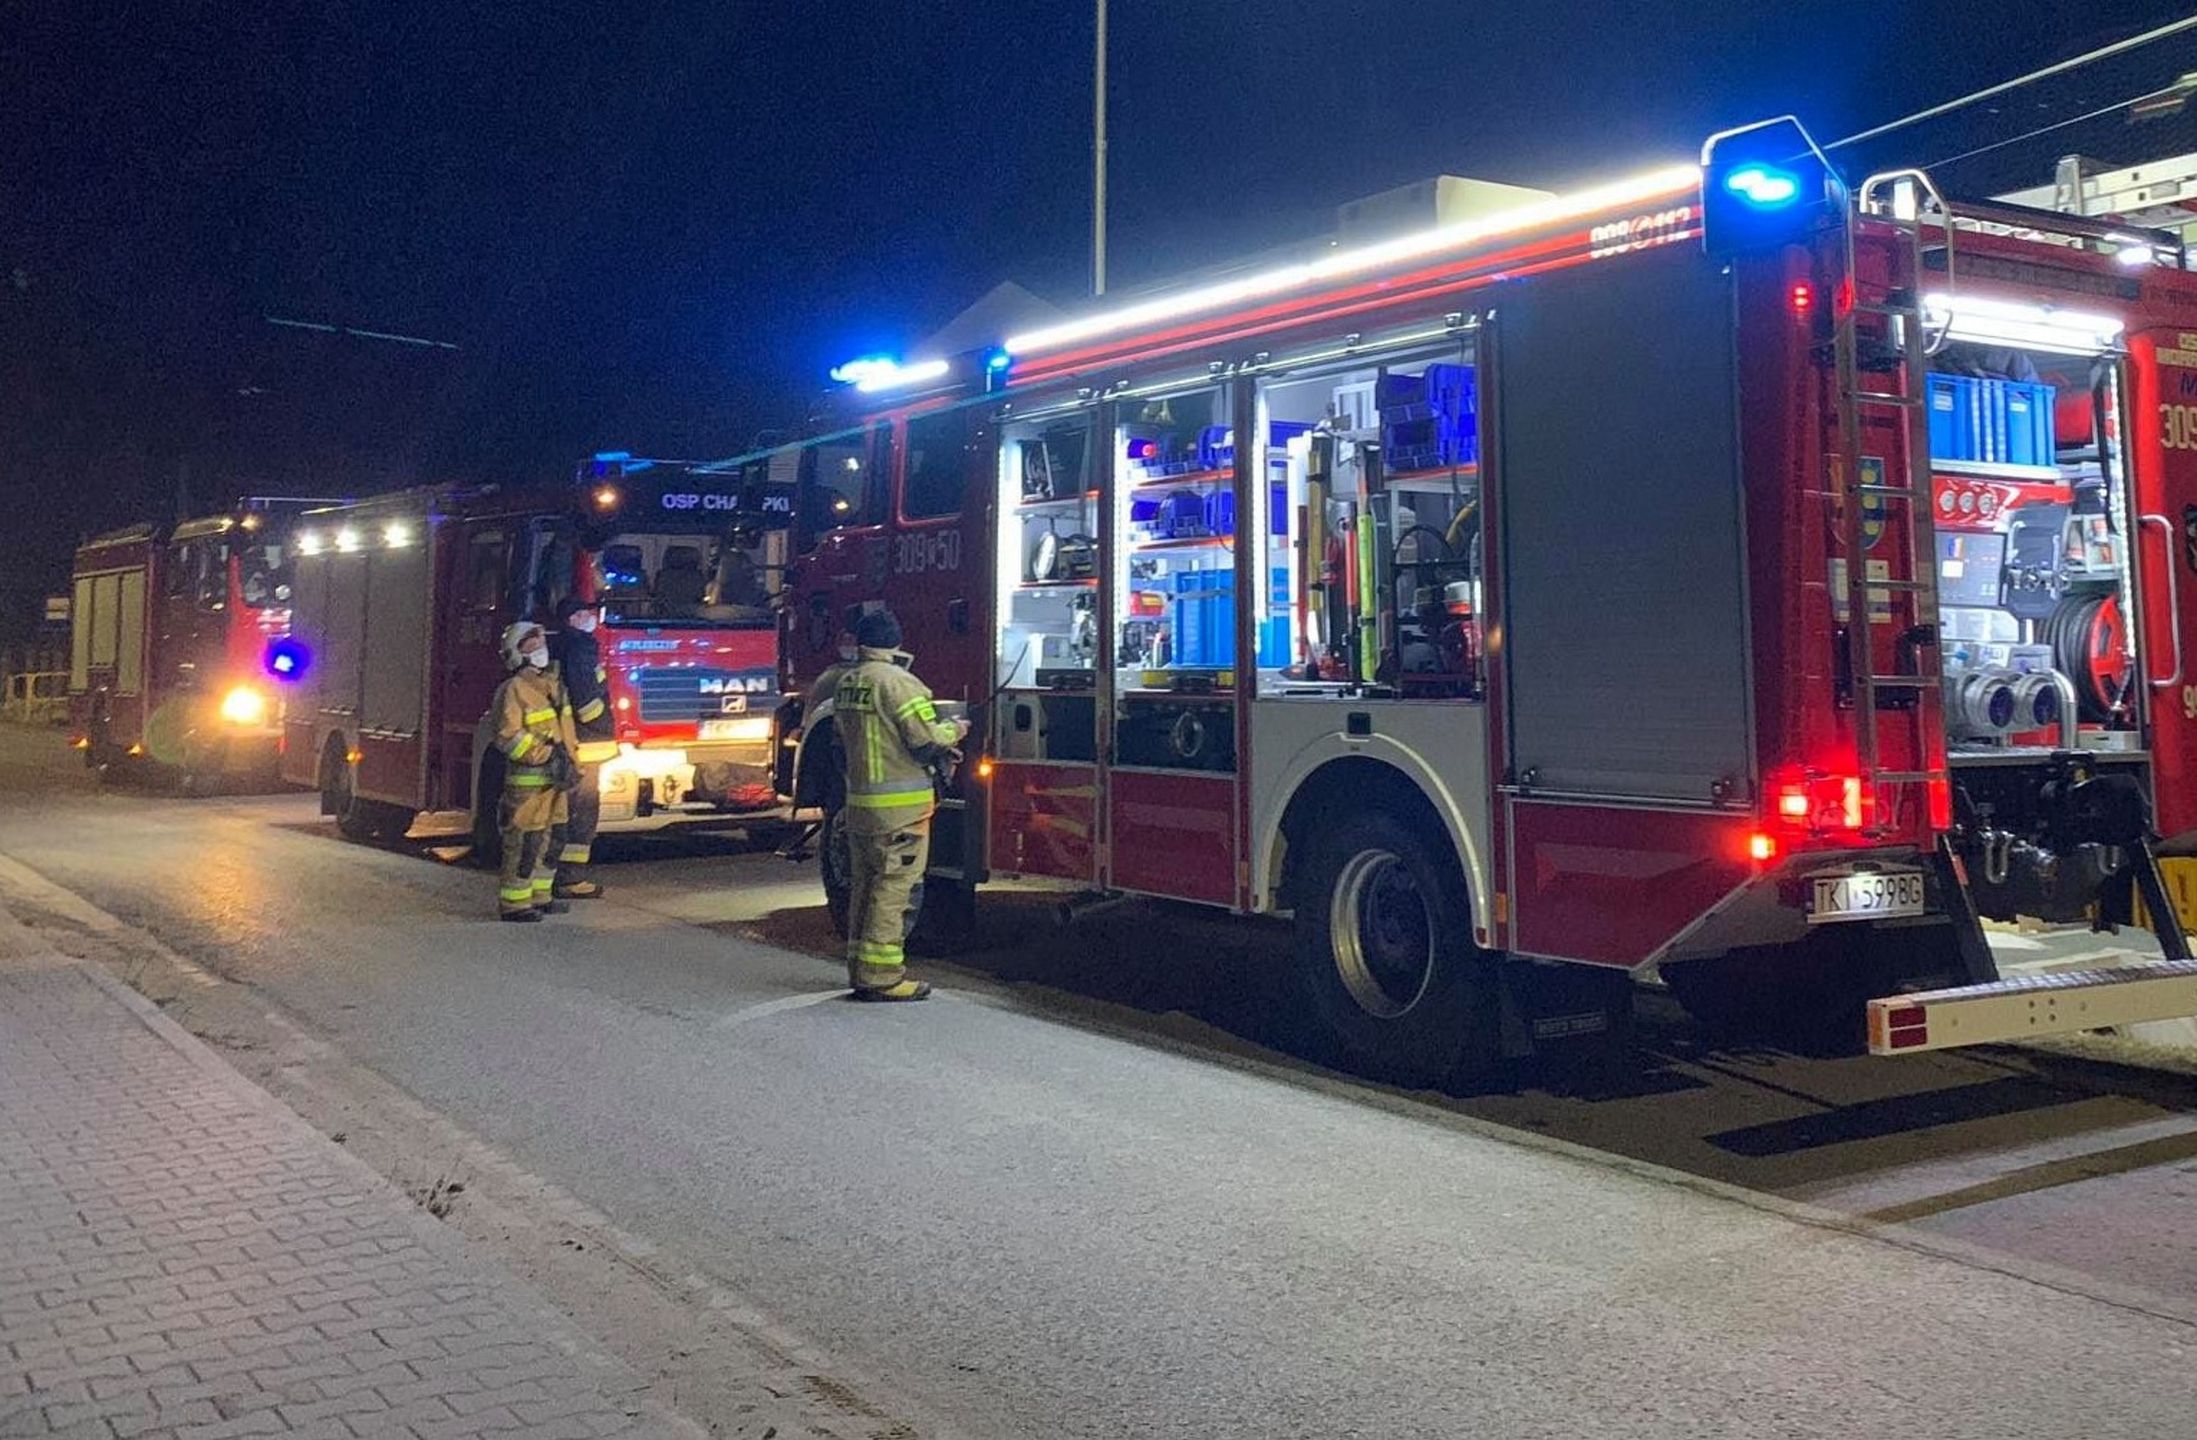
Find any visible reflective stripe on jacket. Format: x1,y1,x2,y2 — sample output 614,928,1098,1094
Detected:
551,628,614,739
493,667,578,784
834,650,959,826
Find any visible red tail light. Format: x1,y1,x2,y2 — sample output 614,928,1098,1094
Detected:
1927,775,1953,831
1788,281,1815,317
1773,772,1873,834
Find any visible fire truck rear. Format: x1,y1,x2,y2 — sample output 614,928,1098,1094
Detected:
770,116,2197,1082
277,462,789,847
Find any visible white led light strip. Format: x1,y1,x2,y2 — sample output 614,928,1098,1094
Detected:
1922,292,2125,355
1003,163,1703,358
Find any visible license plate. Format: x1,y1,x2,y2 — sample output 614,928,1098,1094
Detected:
1808,869,1926,924
698,718,750,741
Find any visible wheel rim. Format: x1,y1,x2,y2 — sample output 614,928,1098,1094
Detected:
1329,848,1436,1019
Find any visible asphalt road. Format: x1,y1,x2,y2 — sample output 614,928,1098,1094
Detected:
6,723,2197,1438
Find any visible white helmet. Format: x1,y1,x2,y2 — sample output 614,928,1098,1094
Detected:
499,621,546,672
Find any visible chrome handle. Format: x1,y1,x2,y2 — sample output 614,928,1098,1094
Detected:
2142,514,2184,691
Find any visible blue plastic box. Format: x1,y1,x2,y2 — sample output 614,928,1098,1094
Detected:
1927,374,2056,466
1380,364,1477,470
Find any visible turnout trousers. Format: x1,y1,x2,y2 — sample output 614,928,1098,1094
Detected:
845,814,930,992
497,782,570,917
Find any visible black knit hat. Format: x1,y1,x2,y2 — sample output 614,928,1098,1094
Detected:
556,593,598,624
854,609,903,650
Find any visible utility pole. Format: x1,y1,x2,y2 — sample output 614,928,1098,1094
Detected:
1093,0,1108,296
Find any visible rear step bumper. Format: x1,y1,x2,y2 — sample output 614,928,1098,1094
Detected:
1868,960,2197,1054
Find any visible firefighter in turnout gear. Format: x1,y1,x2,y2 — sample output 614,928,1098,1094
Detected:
549,595,614,899
834,609,966,1000
491,621,579,921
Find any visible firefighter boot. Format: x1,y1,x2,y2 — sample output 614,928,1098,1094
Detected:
850,979,932,1002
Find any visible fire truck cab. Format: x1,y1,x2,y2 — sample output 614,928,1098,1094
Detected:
775,118,2197,1081
278,462,791,847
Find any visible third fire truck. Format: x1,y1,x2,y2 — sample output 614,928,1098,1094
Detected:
760,116,2197,1083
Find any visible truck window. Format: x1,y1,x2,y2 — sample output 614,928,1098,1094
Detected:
239,543,291,607
467,531,510,612
795,424,892,545
903,410,967,520
195,541,228,613
526,525,576,620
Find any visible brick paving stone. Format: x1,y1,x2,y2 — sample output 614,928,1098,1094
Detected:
0,952,698,1439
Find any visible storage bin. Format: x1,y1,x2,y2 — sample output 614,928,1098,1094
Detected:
1927,374,2056,465
1170,569,1236,668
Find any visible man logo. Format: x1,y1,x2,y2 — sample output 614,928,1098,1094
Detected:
719,694,748,715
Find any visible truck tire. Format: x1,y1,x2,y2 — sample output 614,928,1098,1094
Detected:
819,804,852,938
1292,809,1498,1087
912,880,976,949
321,740,399,842
470,751,504,868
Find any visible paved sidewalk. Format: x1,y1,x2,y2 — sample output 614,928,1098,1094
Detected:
0,920,698,1440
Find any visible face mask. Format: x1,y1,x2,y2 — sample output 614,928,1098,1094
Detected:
525,649,549,670
570,611,599,634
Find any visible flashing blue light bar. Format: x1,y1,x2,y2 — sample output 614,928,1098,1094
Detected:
1723,164,1801,208
985,349,1012,371
264,637,311,684
829,355,952,393
592,450,633,462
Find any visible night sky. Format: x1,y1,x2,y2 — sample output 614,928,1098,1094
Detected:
6,1,2197,637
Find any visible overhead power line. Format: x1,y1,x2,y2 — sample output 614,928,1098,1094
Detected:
265,316,461,351
1918,74,2197,173
1827,12,2197,151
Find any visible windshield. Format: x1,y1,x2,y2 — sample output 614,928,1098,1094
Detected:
592,530,779,628
238,542,293,609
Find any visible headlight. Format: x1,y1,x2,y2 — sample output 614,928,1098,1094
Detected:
220,686,269,725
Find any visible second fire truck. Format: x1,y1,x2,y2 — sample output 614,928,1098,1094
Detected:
769,116,2197,1082
277,460,790,849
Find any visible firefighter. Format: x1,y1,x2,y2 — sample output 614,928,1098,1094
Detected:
491,621,578,922
549,595,614,899
834,609,966,1000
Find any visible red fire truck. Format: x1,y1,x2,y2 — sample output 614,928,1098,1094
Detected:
69,503,307,788
277,460,790,849
771,117,2197,1082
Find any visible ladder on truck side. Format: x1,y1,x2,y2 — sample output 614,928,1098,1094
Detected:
1833,170,1996,985
1837,174,2197,1053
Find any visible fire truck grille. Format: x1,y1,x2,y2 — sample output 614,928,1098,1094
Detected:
632,668,777,724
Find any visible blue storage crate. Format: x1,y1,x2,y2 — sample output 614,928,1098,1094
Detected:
1258,617,1290,669
2003,382,2053,466
1381,363,1477,470
1203,490,1235,537
1927,374,2056,465
1170,569,1236,668
1159,492,1209,538
1198,421,1316,471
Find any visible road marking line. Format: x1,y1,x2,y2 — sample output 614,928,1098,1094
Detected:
711,989,855,1029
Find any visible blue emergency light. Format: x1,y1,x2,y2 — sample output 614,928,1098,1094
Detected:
1700,117,1841,260
264,637,311,684
1723,164,1801,208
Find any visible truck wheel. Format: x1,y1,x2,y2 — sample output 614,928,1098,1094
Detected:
321,742,376,842
1292,809,1497,1087
819,804,852,938
470,752,504,868
910,880,976,954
